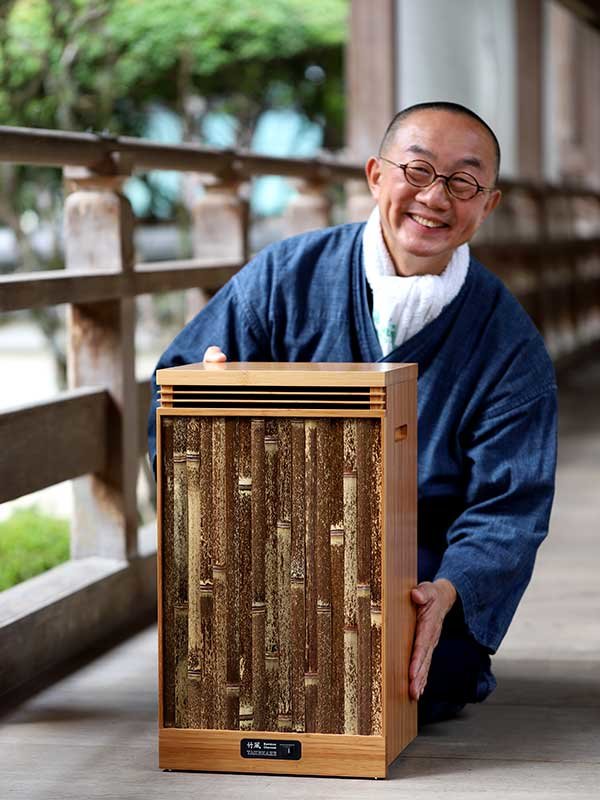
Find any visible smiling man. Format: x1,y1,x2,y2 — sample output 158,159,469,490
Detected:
149,101,557,726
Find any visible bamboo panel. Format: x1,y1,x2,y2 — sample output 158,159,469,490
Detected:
161,418,175,727
160,413,387,737
173,418,189,728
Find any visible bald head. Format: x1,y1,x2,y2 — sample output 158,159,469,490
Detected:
379,102,501,182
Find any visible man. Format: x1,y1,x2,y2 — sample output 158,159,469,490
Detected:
149,101,557,725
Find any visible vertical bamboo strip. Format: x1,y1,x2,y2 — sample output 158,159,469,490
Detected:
290,420,306,732
343,419,358,735
198,418,214,729
357,583,372,735
237,418,253,730
316,421,332,733
225,683,241,730
212,419,228,729
251,420,266,730
330,526,345,734
264,424,279,730
304,672,318,733
225,418,240,729
370,425,383,737
304,420,318,685
186,418,202,728
277,521,292,731
161,417,175,727
356,420,373,735
173,418,188,728
277,419,291,524
371,603,383,735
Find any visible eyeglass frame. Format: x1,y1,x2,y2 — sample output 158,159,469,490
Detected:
378,156,496,200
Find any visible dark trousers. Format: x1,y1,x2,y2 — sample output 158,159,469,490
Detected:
417,544,496,726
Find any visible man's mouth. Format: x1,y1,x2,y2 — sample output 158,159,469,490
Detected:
406,213,449,229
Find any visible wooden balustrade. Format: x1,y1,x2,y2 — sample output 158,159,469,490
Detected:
0,124,599,698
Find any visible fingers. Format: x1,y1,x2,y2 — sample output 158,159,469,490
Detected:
409,582,445,701
203,345,227,363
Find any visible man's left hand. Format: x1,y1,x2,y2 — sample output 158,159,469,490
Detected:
409,579,457,701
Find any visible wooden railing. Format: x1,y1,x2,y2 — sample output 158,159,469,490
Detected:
0,125,599,697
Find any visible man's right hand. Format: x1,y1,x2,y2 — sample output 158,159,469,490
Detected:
203,345,227,363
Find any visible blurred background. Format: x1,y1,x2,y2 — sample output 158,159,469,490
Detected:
0,0,598,658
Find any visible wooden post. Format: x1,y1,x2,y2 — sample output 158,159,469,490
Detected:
187,178,248,320
516,0,544,181
64,166,139,561
283,180,331,237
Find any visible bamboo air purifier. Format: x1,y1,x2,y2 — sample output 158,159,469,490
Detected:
156,362,417,779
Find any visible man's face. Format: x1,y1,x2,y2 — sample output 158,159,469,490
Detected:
365,110,501,276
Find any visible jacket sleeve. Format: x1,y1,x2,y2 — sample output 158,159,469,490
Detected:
434,385,558,652
147,269,270,474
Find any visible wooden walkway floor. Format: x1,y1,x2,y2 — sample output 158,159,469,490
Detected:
1,363,599,799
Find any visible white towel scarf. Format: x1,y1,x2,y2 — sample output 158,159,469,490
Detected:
363,207,470,356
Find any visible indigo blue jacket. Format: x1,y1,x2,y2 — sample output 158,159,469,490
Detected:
149,222,557,653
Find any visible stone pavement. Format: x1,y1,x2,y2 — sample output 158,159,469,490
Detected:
1,363,599,799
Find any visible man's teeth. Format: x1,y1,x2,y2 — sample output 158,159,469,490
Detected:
411,214,445,228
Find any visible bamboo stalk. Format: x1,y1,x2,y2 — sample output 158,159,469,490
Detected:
315,421,333,734
330,526,345,735
225,419,240,727
225,683,241,730
277,418,291,524
357,583,372,735
251,420,266,731
343,625,358,735
304,672,318,733
199,583,214,728
356,421,372,588
161,417,175,727
264,426,279,729
173,418,188,728
304,421,318,678
238,418,253,730
186,418,202,728
212,564,227,729
370,603,383,736
370,423,382,607
174,601,189,728
251,601,266,731
198,418,214,729
316,601,332,733
290,420,306,732
343,419,358,735
277,521,292,731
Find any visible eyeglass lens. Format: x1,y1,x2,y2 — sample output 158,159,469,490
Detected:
404,160,479,199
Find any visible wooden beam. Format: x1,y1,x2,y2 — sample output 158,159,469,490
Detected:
0,389,108,504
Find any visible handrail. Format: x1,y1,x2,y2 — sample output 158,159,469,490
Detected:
1,125,600,198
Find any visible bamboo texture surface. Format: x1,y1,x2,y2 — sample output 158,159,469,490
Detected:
161,415,384,734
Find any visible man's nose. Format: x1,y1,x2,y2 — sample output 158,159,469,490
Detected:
415,177,452,208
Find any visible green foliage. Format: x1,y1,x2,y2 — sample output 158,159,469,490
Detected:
0,0,347,143
0,507,70,591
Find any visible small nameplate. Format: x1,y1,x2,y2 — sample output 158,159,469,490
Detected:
240,738,301,761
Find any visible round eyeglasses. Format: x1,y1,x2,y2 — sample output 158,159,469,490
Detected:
378,157,495,201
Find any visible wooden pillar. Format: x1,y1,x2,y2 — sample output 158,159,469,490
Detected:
64,167,139,561
187,179,248,320
283,180,330,237
516,0,544,181
346,0,397,161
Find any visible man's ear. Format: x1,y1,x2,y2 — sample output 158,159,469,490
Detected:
365,156,382,199
482,188,502,221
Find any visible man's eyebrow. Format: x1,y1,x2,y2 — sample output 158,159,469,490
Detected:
405,144,484,171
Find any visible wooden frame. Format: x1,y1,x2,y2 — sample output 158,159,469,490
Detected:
156,363,417,778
